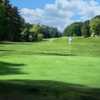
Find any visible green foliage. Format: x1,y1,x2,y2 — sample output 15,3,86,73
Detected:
5,0,25,41
37,33,43,41
0,0,25,41
29,24,41,34
29,24,43,41
0,2,6,40
21,24,43,42
39,25,62,38
90,15,100,36
21,23,62,42
81,20,91,37
64,15,100,38
64,22,83,36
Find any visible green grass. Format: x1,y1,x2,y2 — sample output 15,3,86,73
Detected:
0,37,100,99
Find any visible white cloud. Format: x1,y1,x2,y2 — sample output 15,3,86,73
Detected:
20,0,100,31
77,0,100,20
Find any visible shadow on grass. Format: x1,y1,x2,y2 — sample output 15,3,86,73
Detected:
0,80,99,100
0,41,48,45
22,51,75,57
0,50,13,52
0,61,25,75
0,51,13,57
36,52,75,56
0,42,16,45
0,42,33,45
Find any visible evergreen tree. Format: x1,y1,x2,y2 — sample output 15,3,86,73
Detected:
0,0,25,41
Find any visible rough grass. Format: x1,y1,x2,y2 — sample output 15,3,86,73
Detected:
0,37,100,100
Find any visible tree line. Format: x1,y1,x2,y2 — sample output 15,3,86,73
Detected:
21,23,62,42
0,0,62,42
64,15,100,37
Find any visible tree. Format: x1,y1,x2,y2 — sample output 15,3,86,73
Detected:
90,15,100,36
64,22,83,36
22,24,43,42
39,25,62,38
81,20,91,37
41,25,52,38
4,0,25,41
0,0,6,40
21,23,62,42
0,0,25,41
20,23,32,41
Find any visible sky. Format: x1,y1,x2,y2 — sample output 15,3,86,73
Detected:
10,0,100,31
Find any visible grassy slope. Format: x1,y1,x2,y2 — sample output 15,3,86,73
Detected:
0,37,100,87
0,37,100,99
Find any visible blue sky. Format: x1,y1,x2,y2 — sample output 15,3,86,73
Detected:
10,0,100,31
10,0,54,9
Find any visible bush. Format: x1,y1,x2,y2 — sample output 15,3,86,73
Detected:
36,33,43,41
